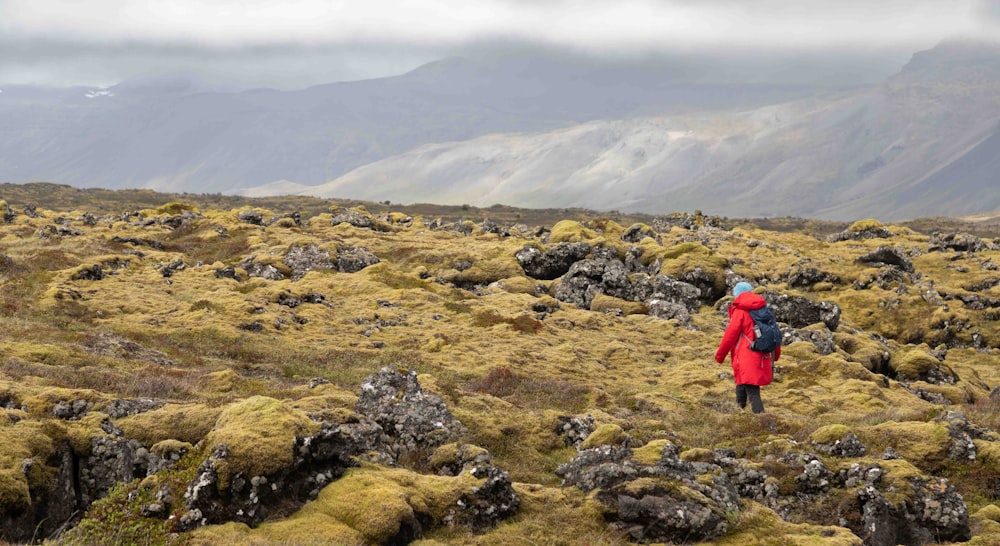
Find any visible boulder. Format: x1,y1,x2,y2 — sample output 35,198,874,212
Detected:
650,275,702,313
556,443,737,544
856,246,914,273
283,244,333,279
763,292,841,330
554,259,630,309
336,246,381,273
929,232,992,253
355,367,466,461
515,242,591,280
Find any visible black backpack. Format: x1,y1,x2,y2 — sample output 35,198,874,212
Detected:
746,306,782,353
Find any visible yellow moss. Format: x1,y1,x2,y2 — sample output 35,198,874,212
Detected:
713,501,863,545
204,396,321,488
847,219,886,233
288,390,359,424
633,439,669,465
862,422,951,472
975,504,1000,523
256,465,476,544
809,424,852,445
549,220,598,243
428,443,489,470
0,468,31,518
117,403,223,446
63,412,115,455
580,423,627,449
890,346,940,379
440,258,522,286
590,293,647,315
496,276,540,295
975,439,1000,469
150,439,193,458
199,369,241,394
680,447,714,463
151,202,198,215
969,520,1000,545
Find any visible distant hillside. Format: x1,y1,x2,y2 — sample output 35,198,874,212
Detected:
0,54,816,194
300,41,1000,221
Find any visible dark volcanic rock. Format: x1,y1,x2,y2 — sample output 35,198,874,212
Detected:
650,275,702,313
828,225,892,242
763,292,841,330
856,246,914,273
929,232,992,253
555,258,630,309
355,367,466,461
555,415,597,448
336,246,381,273
556,443,735,544
787,265,841,288
515,242,591,280
283,244,333,279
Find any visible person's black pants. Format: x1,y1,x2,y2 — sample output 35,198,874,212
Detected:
736,384,764,413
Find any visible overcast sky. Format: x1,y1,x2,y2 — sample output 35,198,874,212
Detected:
2,0,999,89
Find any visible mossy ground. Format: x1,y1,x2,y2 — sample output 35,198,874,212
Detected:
0,192,998,544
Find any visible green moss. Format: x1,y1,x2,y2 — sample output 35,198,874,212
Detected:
975,504,1000,523
890,346,940,379
0,468,31,518
239,464,478,544
810,424,852,445
632,439,669,465
117,403,223,446
580,424,627,449
429,443,489,471
862,422,952,472
204,396,321,488
680,447,714,463
150,439,193,458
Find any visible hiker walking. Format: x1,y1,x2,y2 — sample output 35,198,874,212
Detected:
715,282,781,413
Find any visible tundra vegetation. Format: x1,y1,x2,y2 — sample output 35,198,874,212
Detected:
0,185,999,545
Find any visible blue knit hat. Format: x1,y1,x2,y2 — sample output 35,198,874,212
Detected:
732,281,753,297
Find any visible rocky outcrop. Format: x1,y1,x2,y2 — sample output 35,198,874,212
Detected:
283,244,333,279
554,432,973,546
516,242,591,280
180,419,387,529
782,326,837,355
179,367,517,539
555,259,632,309
928,232,995,253
763,292,841,330
856,478,969,546
856,247,915,273
335,246,381,273
787,265,841,288
556,443,737,543
238,256,285,280
355,367,467,461
828,224,893,242
555,415,597,448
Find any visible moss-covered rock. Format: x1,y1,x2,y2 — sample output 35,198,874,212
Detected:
203,396,320,488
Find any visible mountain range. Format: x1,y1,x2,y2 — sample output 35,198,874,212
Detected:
1,41,998,220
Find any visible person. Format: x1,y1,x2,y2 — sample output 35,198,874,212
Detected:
714,281,780,413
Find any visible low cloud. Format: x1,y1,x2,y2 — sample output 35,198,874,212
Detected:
1,0,997,87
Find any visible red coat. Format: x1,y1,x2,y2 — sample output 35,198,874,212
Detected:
715,292,780,386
